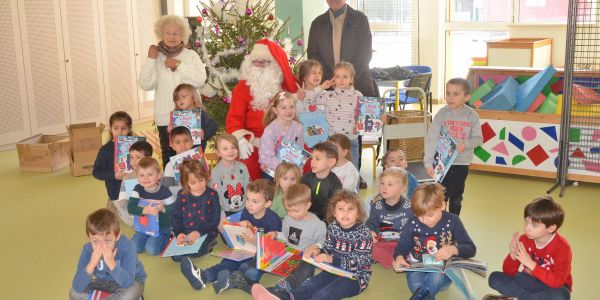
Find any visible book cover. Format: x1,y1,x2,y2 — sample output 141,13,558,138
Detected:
161,234,207,257
170,109,202,145
211,224,256,261
123,179,138,200
168,147,209,184
114,136,146,173
302,256,356,280
265,136,311,177
355,96,385,137
133,198,160,237
432,130,458,183
88,290,111,300
256,234,302,277
298,111,329,148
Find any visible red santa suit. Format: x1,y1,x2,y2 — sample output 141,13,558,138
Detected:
226,39,298,180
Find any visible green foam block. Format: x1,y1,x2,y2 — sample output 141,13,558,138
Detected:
536,92,557,114
469,80,496,106
474,146,492,162
569,128,581,143
512,155,527,165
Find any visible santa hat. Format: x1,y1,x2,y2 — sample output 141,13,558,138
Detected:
250,39,298,93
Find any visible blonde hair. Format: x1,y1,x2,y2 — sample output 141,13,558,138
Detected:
283,184,311,208
411,182,446,217
328,134,352,162
137,157,161,173
154,15,192,43
179,160,209,194
263,91,297,126
215,134,239,159
86,209,120,236
326,190,366,224
334,62,356,86
273,162,301,198
379,167,408,199
247,179,275,202
173,83,203,110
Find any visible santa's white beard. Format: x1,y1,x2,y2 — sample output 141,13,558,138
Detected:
240,59,283,111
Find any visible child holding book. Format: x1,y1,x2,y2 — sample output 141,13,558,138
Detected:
170,159,220,262
424,78,482,216
69,209,146,299
93,111,133,213
485,196,572,300
180,179,282,294
170,83,217,151
127,157,175,255
393,182,476,300
329,134,360,192
255,190,372,300
271,162,301,219
367,167,413,269
251,183,327,298
259,91,304,179
295,59,333,114
301,142,342,221
115,140,153,226
209,134,251,224
161,126,195,197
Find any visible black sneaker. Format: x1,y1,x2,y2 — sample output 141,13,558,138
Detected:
359,176,368,189
180,257,206,290
272,279,291,293
213,270,231,294
230,271,254,294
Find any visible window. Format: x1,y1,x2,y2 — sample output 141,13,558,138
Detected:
446,31,509,79
449,0,512,22
518,0,568,22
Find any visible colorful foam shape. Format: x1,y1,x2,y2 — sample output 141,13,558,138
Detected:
572,83,600,104
481,122,496,143
521,126,537,141
550,148,559,153
569,128,581,143
480,77,518,111
496,157,507,165
469,79,496,106
541,126,558,141
473,99,483,108
512,155,527,165
536,92,557,114
572,147,586,158
527,93,546,112
526,145,549,166
479,74,508,85
541,77,560,96
590,147,600,154
551,79,564,94
555,94,563,115
474,146,492,163
499,128,506,140
492,142,509,156
594,130,600,141
515,65,556,112
508,133,525,151
515,76,531,84
582,160,600,173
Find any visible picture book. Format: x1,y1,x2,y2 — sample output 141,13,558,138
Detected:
211,224,256,261
432,130,458,182
170,109,202,145
355,97,385,137
394,256,487,300
123,179,138,199
114,136,146,173
133,198,160,237
298,111,329,148
161,234,207,257
256,234,302,277
168,147,209,184
226,211,243,223
88,290,111,300
302,256,356,280
265,136,311,177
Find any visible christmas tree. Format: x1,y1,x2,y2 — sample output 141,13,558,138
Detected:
188,0,302,136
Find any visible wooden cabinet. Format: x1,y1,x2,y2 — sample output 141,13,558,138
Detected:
487,38,552,68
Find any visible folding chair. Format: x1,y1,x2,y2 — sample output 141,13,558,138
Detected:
384,73,432,111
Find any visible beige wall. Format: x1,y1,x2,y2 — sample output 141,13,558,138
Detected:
507,24,567,67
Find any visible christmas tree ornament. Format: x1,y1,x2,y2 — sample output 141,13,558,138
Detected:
196,16,203,23
201,8,208,15
296,39,303,46
194,40,202,48
268,14,274,21
245,8,253,16
238,36,247,45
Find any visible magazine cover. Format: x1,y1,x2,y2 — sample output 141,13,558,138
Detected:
170,109,202,145
302,256,356,279
133,198,159,237
256,234,302,277
211,224,256,261
355,96,385,137
161,234,207,257
298,111,329,148
168,147,209,184
114,136,146,173
432,130,458,182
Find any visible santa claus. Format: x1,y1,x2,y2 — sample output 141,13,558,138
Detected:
226,39,298,180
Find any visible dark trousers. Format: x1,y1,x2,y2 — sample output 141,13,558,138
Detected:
157,125,176,170
289,271,361,300
489,271,570,300
284,262,316,290
440,165,469,216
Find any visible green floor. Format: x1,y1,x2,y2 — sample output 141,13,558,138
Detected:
1,124,598,299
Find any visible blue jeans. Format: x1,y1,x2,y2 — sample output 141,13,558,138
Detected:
489,271,570,300
350,138,360,170
131,227,171,256
204,258,255,283
290,271,361,300
406,271,452,300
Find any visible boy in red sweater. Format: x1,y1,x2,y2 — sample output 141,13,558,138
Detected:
484,196,572,300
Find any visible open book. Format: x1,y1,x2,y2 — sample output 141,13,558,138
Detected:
256,234,302,277
394,256,487,300
133,199,160,237
302,256,356,280
432,130,458,182
170,109,202,145
211,224,256,261
114,135,146,173
161,234,207,257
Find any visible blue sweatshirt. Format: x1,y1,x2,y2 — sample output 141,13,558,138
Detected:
366,196,413,238
93,141,121,200
197,109,218,151
72,235,146,292
171,187,221,239
240,208,282,233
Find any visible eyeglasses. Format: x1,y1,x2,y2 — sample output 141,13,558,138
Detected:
252,60,272,67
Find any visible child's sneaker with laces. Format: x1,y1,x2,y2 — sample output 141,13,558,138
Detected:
213,270,231,294
180,257,206,290
230,271,254,294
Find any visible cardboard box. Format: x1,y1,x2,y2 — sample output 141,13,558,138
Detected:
17,134,70,172
67,122,105,176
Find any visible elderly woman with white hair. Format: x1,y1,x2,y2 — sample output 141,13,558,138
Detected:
138,14,206,167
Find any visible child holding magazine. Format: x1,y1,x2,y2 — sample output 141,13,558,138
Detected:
271,162,302,219
161,126,195,197
115,140,153,226
169,83,217,152
259,91,304,179
393,182,476,300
